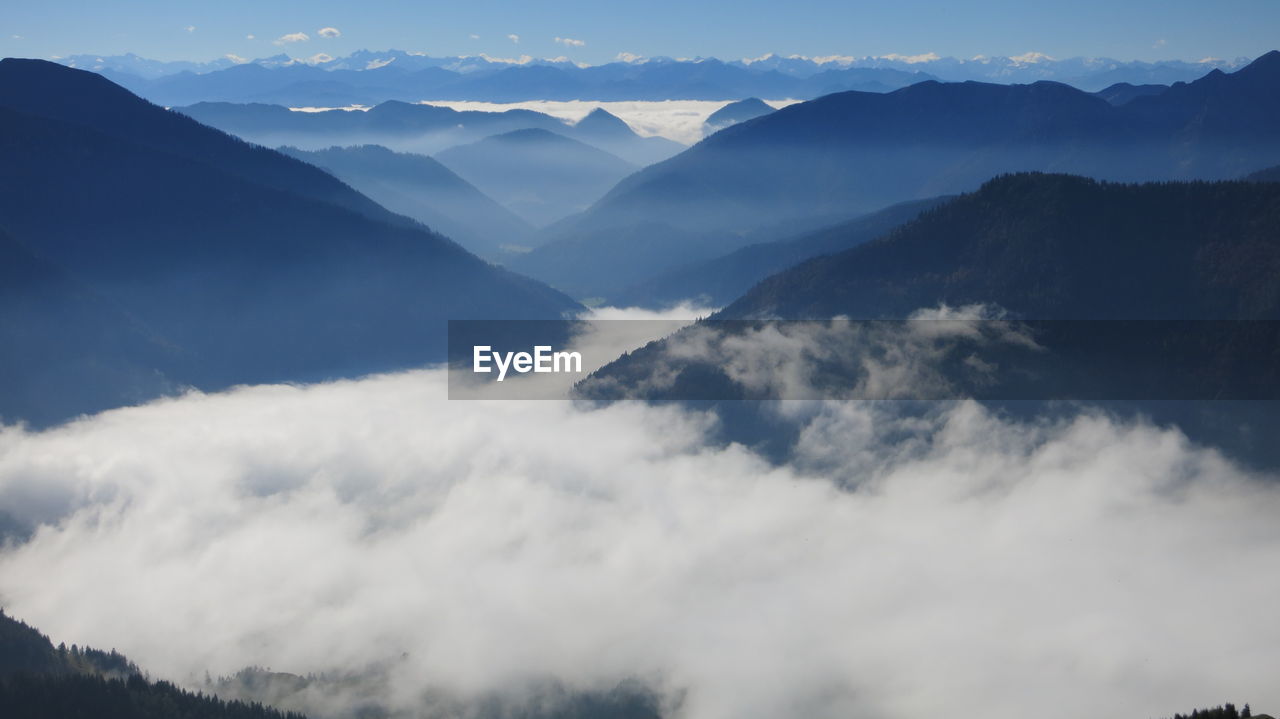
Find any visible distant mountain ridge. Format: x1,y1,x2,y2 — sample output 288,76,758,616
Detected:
175,101,684,163
436,128,636,227
277,144,534,260
519,51,1280,300
55,50,1250,105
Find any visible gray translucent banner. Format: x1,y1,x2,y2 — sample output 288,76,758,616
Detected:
447,319,1280,401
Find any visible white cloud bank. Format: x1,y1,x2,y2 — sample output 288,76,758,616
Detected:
418,99,800,145
1,361,1279,719
554,37,586,48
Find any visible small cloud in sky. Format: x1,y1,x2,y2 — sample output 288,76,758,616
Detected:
274,32,310,45
246,34,255,40
554,36,585,47
479,53,533,65
615,52,644,63
1153,38,1167,49
877,52,941,64
185,25,196,33
507,33,520,44
10,35,22,40
469,33,480,40
317,27,341,38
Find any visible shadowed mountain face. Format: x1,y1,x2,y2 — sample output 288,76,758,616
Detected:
0,229,179,426
612,196,949,308
719,173,1280,321
1092,82,1167,106
0,59,578,425
278,144,535,261
580,173,1280,466
526,53,1280,298
702,98,775,136
435,129,637,227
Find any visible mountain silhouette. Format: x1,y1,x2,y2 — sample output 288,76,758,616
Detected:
611,196,948,308
1247,165,1280,182
1091,82,1167,106
702,98,775,135
527,53,1280,297
580,173,1280,465
278,144,534,260
176,99,569,156
435,128,637,227
0,59,578,423
570,108,684,165
719,173,1280,320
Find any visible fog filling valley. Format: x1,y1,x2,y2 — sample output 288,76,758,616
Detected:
415,100,800,145
1,308,1279,719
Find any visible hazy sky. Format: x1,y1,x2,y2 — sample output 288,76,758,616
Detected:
2,0,1277,64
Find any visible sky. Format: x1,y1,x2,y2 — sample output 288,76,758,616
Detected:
2,0,1278,65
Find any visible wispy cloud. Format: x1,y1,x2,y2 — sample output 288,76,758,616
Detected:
615,52,644,63
305,53,333,64
316,27,341,39
507,33,520,44
554,36,586,47
469,33,480,40
245,34,255,40
274,32,310,45
185,25,196,34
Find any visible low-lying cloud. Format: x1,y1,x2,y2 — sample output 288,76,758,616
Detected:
418,100,799,145
1,331,1278,718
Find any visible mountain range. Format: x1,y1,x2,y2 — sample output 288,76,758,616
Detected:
717,173,1280,320
579,172,1280,464
176,101,684,164
0,58,577,425
56,50,1250,106
435,128,638,227
277,144,534,260
520,51,1280,300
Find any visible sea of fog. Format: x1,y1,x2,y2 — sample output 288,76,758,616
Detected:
293,100,801,145
2,306,1278,719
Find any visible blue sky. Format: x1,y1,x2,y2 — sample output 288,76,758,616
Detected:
2,0,1278,64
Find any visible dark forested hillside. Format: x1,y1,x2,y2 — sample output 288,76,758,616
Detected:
720,174,1280,320
0,610,305,719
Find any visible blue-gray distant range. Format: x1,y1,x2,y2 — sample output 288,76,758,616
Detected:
59,49,1251,106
